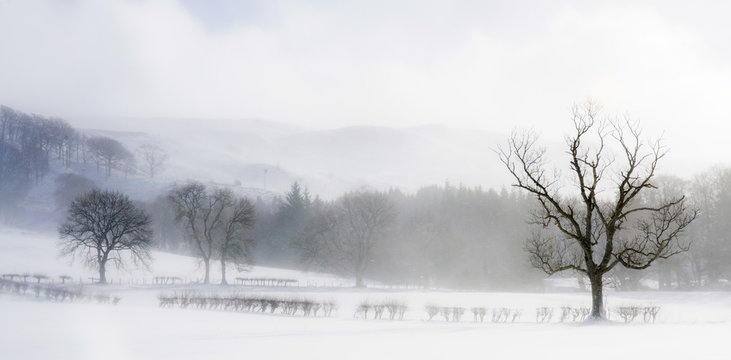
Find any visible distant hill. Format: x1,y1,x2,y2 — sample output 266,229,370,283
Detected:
74,118,513,199
2,109,519,231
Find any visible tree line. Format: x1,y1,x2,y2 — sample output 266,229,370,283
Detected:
142,174,731,292
1,105,167,209
249,172,731,293
1,105,72,203
147,181,543,289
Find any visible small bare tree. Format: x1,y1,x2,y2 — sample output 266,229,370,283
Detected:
498,103,696,319
137,143,167,178
59,189,152,283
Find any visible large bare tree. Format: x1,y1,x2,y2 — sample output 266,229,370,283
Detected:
59,189,152,283
498,103,696,319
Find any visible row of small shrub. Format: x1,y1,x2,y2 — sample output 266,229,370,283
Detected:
425,306,467,322
473,307,523,323
158,293,337,317
424,306,522,323
423,305,660,323
535,306,590,323
612,306,660,323
353,302,408,320
0,278,120,305
537,306,660,323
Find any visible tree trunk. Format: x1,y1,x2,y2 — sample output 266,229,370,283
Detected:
220,258,227,285
589,273,604,319
99,260,107,284
203,258,210,284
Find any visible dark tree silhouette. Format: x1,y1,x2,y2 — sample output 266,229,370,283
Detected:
261,181,312,264
59,189,152,284
498,103,697,319
169,183,256,284
168,182,213,283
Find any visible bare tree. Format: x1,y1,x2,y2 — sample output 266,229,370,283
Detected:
498,103,696,319
169,182,214,283
168,183,256,284
137,143,167,178
297,190,394,287
59,189,152,284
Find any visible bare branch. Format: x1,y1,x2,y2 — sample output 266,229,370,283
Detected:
525,232,586,275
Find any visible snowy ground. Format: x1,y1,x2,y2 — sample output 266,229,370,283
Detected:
1,226,730,360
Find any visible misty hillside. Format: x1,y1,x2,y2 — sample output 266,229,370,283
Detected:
78,118,512,199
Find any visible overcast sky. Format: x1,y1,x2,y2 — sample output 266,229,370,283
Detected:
1,0,731,175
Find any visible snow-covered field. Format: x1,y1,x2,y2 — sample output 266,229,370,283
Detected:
1,226,730,360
